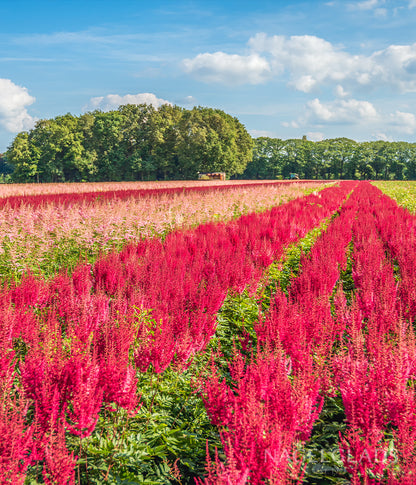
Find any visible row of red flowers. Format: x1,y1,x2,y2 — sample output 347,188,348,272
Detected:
0,182,352,483
198,182,416,483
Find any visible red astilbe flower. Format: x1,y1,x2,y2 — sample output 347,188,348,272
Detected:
339,427,393,485
387,386,416,483
92,182,355,372
42,424,77,485
133,316,178,374
0,347,15,400
199,349,322,484
21,348,69,434
196,442,250,485
0,392,34,484
10,271,50,309
99,354,140,414
65,354,103,438
95,315,140,414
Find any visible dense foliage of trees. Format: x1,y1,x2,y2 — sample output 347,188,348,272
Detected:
5,105,253,182
243,137,416,180
4,105,416,182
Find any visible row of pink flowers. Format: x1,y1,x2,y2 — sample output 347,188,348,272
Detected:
0,181,328,277
0,179,320,198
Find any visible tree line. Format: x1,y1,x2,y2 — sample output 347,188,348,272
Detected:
4,105,253,183
2,104,416,182
243,136,416,180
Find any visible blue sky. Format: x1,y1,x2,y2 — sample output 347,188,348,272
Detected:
1,0,416,152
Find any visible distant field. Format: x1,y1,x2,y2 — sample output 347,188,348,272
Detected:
0,180,328,279
0,178,321,198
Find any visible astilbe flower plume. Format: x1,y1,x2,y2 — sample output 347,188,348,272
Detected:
199,349,322,484
42,424,77,485
0,393,34,484
21,348,69,434
96,317,140,413
64,353,104,438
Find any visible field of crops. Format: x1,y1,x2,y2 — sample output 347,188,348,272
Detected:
1,179,416,484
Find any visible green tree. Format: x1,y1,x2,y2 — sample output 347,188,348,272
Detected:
151,104,184,180
325,138,357,179
244,137,284,179
176,107,252,179
353,142,376,179
90,110,125,181
6,132,39,182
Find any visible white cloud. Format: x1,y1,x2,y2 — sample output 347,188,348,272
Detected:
306,132,325,141
84,92,172,111
375,132,393,141
282,120,300,128
305,98,379,124
348,0,383,10
250,129,276,138
0,78,36,132
184,33,416,93
287,97,416,138
182,52,271,85
389,110,416,134
409,0,416,8
335,85,349,97
250,33,416,93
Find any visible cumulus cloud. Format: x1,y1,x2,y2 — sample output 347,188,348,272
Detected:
183,33,416,93
0,78,36,132
251,33,416,93
306,132,325,141
287,96,416,138
335,85,349,97
182,52,271,85
85,92,172,111
389,110,416,134
305,98,379,124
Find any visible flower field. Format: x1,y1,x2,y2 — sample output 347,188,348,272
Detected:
2,180,416,484
0,180,326,280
